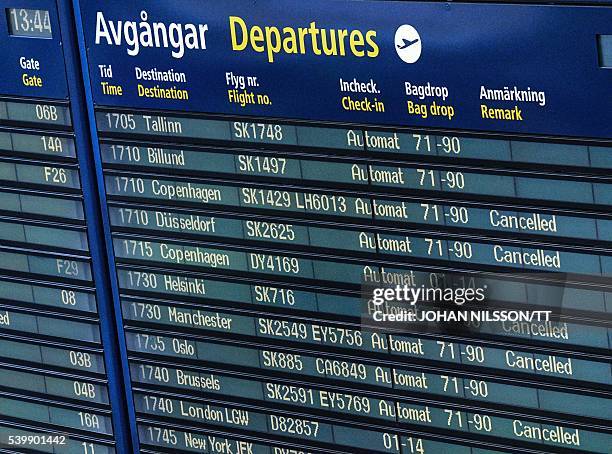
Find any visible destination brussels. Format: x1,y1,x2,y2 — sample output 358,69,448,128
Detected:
94,10,379,63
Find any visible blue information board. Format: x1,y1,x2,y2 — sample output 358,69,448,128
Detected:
75,0,612,138
0,0,609,453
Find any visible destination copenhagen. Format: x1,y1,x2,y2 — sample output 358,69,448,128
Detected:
154,243,230,268
150,179,223,203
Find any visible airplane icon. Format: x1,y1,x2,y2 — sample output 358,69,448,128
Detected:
394,25,422,63
397,38,420,50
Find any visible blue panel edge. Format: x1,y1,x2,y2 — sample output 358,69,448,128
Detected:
64,0,138,451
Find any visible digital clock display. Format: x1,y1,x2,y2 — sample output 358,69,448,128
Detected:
6,8,52,38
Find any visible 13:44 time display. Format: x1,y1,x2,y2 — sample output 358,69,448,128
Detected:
6,8,52,38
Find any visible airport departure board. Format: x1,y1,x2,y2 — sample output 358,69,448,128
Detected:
71,0,612,453
0,0,610,453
